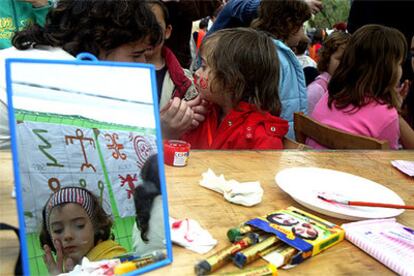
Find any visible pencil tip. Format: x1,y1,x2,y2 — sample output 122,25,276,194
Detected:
317,195,327,201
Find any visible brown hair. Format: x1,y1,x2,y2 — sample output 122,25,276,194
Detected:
317,31,351,72
200,27,281,116
251,0,311,41
39,187,113,253
13,0,162,57
294,36,310,55
328,24,407,111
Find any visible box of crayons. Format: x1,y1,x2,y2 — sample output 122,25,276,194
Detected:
244,206,345,265
195,207,344,275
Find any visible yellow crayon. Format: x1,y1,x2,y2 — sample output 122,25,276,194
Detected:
114,262,137,275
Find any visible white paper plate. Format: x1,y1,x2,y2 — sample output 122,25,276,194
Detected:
275,167,405,220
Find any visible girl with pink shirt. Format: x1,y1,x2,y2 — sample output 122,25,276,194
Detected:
309,25,409,149
307,31,350,114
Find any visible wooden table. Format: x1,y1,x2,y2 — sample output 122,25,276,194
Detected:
156,150,414,275
1,150,413,275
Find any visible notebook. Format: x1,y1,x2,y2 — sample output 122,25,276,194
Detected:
391,160,414,177
342,218,414,276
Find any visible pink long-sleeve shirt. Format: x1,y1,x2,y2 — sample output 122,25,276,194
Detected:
308,93,400,149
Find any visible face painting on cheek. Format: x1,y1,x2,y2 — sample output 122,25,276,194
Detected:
199,77,209,90
194,74,209,92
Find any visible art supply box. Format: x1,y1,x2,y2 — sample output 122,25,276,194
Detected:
245,206,345,265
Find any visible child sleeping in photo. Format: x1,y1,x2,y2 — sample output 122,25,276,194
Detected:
39,187,126,274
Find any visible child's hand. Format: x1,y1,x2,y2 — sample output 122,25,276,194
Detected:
160,97,194,139
186,95,208,128
43,240,74,275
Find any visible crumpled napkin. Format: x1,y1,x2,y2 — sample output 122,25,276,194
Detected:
199,168,263,207
58,257,120,276
170,217,217,254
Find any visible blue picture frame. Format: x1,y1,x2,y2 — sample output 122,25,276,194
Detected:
5,56,172,275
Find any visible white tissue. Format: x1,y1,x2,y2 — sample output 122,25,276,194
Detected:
170,217,217,254
199,169,263,207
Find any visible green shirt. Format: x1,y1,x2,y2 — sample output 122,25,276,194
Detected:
0,0,52,49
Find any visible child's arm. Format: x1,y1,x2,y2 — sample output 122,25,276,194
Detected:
208,0,259,35
399,116,414,149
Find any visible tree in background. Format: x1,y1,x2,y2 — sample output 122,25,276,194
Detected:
308,0,350,29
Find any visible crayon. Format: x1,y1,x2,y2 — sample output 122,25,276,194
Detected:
132,250,166,267
195,233,259,275
227,225,255,242
114,261,138,275
118,249,166,263
257,244,282,258
232,230,266,243
215,263,278,276
114,250,167,274
233,236,279,268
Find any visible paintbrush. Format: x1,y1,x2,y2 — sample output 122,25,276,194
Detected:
317,195,414,210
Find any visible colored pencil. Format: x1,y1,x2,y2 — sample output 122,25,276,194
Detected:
317,195,414,210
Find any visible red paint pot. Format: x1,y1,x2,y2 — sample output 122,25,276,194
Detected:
163,140,191,167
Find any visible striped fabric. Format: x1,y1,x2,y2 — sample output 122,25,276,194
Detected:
45,187,93,233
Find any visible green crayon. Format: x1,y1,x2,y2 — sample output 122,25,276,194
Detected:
227,225,254,242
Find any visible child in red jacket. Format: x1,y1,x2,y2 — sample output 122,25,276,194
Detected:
181,28,288,149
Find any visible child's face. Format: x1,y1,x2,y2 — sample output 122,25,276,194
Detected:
98,36,151,63
327,44,346,76
49,203,95,264
194,56,214,102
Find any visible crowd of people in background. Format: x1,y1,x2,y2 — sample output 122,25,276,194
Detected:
1,0,413,151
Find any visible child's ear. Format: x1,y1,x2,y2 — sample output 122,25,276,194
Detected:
165,24,172,40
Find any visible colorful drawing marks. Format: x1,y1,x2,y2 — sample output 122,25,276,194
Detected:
17,120,156,231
